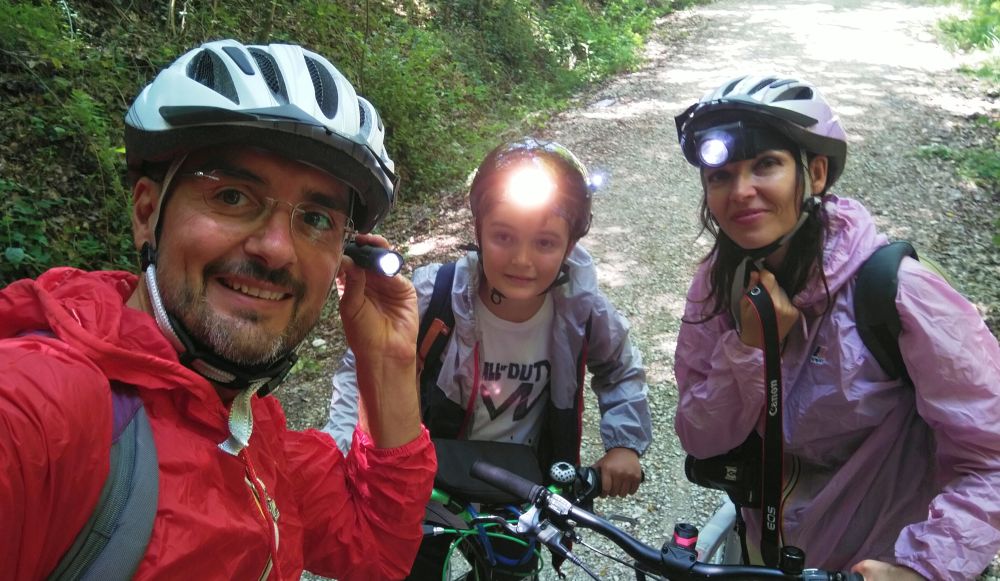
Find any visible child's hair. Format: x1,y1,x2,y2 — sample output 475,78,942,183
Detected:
469,137,594,242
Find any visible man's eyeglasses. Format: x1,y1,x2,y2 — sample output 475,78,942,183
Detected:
180,170,354,251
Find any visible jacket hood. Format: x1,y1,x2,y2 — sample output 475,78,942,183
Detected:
792,196,888,312
0,267,207,395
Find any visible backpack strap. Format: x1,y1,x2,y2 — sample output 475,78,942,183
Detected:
417,261,457,377
416,262,462,437
854,241,917,382
48,382,159,581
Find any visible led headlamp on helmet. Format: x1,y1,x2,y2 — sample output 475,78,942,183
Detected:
675,74,847,188
467,137,601,301
124,39,398,398
469,137,597,241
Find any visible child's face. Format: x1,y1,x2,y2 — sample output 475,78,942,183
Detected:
478,200,573,303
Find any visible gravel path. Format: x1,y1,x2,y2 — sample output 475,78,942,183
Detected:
546,1,1000,578
291,1,1000,578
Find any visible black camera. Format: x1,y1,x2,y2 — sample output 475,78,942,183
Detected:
684,431,762,508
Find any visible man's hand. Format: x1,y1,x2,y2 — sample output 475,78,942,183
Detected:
593,447,642,498
851,559,926,581
337,234,421,449
738,269,800,349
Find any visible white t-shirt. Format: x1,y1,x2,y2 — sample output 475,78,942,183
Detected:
468,294,554,447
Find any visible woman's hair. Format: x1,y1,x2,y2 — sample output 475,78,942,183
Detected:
691,157,833,321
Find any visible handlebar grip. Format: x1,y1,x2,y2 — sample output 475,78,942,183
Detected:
470,460,545,503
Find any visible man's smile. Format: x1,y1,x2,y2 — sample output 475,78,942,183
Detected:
218,276,291,301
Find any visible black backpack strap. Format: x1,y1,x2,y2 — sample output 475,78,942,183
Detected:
854,241,917,382
416,262,464,437
417,262,457,379
48,383,159,581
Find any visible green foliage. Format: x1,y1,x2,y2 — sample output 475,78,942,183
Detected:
937,1,1000,246
1,1,136,285
938,0,1000,50
959,57,1000,84
1,0,687,284
917,140,1000,191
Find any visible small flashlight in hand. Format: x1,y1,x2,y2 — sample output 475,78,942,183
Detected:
343,242,404,277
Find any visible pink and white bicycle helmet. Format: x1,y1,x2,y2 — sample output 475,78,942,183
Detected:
675,74,848,189
125,39,397,233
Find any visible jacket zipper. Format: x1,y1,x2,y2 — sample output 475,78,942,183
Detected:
242,450,280,579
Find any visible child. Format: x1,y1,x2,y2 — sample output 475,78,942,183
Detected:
325,137,653,578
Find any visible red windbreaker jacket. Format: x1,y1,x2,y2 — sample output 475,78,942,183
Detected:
0,268,436,580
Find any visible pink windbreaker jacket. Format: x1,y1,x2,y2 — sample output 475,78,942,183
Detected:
0,268,436,580
675,196,1000,580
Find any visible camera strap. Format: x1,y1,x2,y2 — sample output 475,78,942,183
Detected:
744,283,784,567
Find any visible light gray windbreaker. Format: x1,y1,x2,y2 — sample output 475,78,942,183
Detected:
325,244,653,461
675,196,1000,580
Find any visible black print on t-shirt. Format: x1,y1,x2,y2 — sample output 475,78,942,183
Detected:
480,361,550,421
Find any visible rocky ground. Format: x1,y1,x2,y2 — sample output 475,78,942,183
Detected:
287,1,1000,578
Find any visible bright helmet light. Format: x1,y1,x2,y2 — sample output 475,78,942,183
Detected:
588,171,606,192
698,137,731,167
505,165,555,208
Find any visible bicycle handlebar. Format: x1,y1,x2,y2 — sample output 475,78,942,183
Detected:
470,459,545,502
470,460,863,581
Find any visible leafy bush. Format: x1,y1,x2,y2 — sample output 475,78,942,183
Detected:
0,1,136,284
938,0,1000,50
1,0,696,284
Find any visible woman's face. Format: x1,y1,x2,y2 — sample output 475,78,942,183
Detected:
702,149,805,252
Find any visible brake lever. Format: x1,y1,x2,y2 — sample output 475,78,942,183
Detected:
515,504,543,535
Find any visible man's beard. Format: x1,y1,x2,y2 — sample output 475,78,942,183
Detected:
159,258,317,366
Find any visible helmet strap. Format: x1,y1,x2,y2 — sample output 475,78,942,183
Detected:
142,258,297,396
490,287,504,305
547,263,571,290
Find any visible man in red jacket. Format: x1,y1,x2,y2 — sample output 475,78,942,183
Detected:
0,40,435,580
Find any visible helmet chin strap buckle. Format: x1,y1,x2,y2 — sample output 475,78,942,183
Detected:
172,321,299,396
140,242,157,271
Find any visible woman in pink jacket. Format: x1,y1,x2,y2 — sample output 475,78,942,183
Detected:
672,74,1000,580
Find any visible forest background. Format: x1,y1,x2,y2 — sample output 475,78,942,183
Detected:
0,0,711,284
0,0,997,284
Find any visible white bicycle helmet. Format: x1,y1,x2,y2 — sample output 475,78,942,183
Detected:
675,74,848,189
125,39,397,233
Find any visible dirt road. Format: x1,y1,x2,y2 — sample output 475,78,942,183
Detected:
292,1,1000,578
538,1,1000,578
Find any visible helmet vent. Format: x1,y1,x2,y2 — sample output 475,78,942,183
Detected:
249,48,288,103
774,86,814,102
358,100,368,130
304,56,338,119
768,78,797,91
722,78,742,96
188,49,239,105
749,77,778,95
